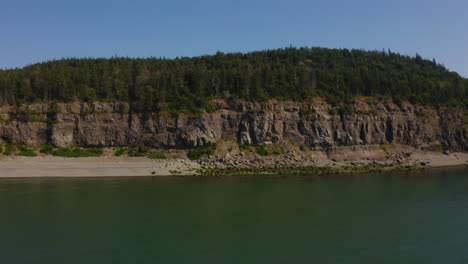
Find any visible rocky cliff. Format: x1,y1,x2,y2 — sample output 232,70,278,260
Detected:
0,98,466,152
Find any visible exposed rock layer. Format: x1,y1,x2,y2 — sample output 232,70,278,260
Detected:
0,99,466,151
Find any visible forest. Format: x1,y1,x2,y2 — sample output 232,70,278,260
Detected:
0,47,467,113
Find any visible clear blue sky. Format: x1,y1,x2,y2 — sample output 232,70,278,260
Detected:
1,0,467,76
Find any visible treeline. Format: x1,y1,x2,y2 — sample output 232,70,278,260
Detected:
0,47,467,112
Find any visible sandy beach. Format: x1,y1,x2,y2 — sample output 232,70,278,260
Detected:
0,156,201,177
0,151,466,178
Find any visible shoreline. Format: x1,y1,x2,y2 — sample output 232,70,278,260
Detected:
0,151,466,178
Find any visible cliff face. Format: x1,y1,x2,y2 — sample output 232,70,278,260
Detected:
0,99,466,151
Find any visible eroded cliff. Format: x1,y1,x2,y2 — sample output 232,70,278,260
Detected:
0,98,466,152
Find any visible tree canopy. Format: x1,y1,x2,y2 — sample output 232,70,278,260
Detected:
0,47,466,112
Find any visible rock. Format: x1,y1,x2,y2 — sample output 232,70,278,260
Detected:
0,100,465,153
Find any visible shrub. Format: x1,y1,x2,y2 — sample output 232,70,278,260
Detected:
52,147,103,157
299,107,316,117
39,144,54,154
299,144,308,151
414,110,426,117
393,96,403,108
127,144,150,157
17,149,37,157
239,143,250,150
338,104,354,116
114,147,128,156
255,146,271,156
148,152,167,159
188,142,217,160
4,144,15,155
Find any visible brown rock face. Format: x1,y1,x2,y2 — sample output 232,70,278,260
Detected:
0,99,466,151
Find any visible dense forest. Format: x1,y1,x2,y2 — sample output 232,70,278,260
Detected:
0,47,467,113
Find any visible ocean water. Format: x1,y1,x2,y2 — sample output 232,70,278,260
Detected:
1,167,467,264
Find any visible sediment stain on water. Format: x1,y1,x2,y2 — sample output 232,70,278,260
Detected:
1,167,468,264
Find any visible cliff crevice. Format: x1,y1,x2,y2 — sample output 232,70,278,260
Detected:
0,99,466,151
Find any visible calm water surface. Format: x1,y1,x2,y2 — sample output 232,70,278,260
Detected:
1,167,468,263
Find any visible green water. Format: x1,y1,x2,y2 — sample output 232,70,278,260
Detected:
1,167,468,264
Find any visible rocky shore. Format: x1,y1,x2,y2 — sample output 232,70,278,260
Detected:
0,145,466,177
0,98,465,177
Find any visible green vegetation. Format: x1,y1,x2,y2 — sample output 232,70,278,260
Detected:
298,107,316,117
187,142,217,160
113,144,152,157
17,144,37,157
337,104,354,116
198,163,422,177
255,146,271,156
255,145,283,156
52,147,103,157
147,152,167,159
239,143,250,150
39,144,54,154
17,149,37,157
0,142,38,156
127,144,150,157
0,47,466,110
114,147,128,156
169,170,182,175
414,110,427,117
3,144,15,155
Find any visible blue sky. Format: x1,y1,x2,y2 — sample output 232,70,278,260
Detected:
1,0,467,76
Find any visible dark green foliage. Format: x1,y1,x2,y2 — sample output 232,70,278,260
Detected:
39,144,54,154
338,104,354,116
17,148,37,157
114,145,151,157
393,96,403,108
414,110,426,117
114,147,128,156
127,144,150,157
198,163,420,177
14,107,41,122
4,144,15,155
239,143,250,150
255,146,271,156
187,142,217,160
299,107,316,116
147,152,167,159
16,144,37,157
52,147,103,157
0,145,2,154
0,47,465,109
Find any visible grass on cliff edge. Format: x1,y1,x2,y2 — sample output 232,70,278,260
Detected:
52,147,103,157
